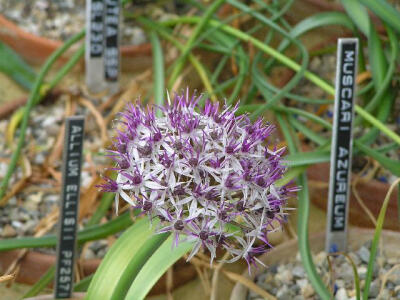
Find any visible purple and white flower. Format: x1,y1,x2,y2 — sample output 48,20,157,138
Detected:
99,90,298,269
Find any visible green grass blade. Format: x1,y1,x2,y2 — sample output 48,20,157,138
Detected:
358,22,395,145
287,115,328,146
139,17,215,101
354,141,400,176
124,235,193,300
356,24,398,121
0,30,85,201
74,274,94,292
85,192,114,227
21,265,55,298
362,178,400,299
276,113,297,154
360,0,400,33
298,173,331,299
0,41,36,90
0,212,133,251
368,23,387,89
265,11,354,70
149,31,165,117
340,0,370,35
284,150,330,167
167,0,225,88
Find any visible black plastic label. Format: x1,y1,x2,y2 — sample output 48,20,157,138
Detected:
89,0,104,58
330,42,357,232
54,117,85,298
104,0,120,81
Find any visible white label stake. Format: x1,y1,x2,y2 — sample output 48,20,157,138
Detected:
104,0,120,94
325,38,358,253
54,117,85,298
85,0,106,93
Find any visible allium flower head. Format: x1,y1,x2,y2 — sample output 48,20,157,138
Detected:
100,90,298,269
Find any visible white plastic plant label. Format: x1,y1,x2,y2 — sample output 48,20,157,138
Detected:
104,0,120,94
85,0,106,93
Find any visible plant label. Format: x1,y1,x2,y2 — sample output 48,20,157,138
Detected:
86,0,106,93
54,117,85,298
104,0,120,94
326,38,358,253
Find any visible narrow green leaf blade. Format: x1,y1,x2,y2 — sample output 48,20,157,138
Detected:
110,232,169,300
124,236,193,300
363,178,400,299
355,141,400,176
368,23,387,89
85,217,155,299
284,150,330,167
0,41,36,90
340,0,370,35
0,212,133,251
360,0,400,34
74,274,93,292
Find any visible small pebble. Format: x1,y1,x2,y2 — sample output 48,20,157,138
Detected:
301,284,314,298
336,288,348,300
292,265,305,278
358,246,371,263
368,279,380,298
276,285,291,299
2,224,17,237
357,266,367,279
83,248,96,260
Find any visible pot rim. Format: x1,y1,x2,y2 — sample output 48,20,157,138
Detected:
24,292,86,300
229,227,400,300
0,14,152,58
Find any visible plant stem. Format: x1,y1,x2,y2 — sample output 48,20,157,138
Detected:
139,17,216,101
363,178,400,299
160,16,400,146
167,0,225,88
0,212,132,251
149,31,165,117
22,265,55,298
46,44,85,94
298,174,331,299
0,30,85,202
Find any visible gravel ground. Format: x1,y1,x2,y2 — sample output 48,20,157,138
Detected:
249,241,400,300
0,0,183,45
0,93,113,257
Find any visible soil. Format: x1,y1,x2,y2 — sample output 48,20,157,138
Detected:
0,0,186,45
249,240,400,299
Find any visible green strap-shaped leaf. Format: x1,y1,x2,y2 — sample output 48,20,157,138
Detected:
0,41,36,90
109,232,169,299
368,23,387,89
0,211,133,251
363,178,400,299
355,141,400,176
340,0,370,35
86,217,161,299
285,150,330,167
360,0,400,34
124,236,193,300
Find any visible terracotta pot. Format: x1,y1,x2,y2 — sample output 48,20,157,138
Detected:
287,0,384,33
0,250,196,296
230,228,400,300
25,292,85,300
307,162,399,231
0,14,152,69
